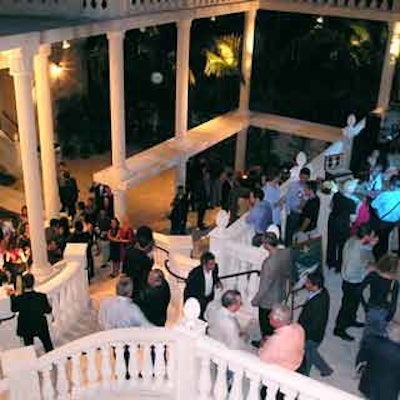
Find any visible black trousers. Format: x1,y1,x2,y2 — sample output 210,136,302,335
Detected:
259,307,274,337
284,212,301,247
335,280,362,331
22,328,54,353
326,218,348,272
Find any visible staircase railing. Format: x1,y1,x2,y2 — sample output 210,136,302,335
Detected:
1,325,361,400
0,243,91,352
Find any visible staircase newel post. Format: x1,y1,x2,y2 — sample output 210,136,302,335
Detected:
174,298,207,400
209,210,230,275
1,346,41,400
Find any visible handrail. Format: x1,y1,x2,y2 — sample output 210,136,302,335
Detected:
165,259,187,282
219,269,260,280
156,244,260,283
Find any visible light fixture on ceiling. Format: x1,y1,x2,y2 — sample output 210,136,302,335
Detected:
62,40,71,50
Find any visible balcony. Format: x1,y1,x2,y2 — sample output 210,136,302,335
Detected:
0,0,397,22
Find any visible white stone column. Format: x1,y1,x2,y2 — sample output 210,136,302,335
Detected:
174,157,187,188
175,19,192,137
239,9,256,113
107,31,127,217
113,188,127,220
377,21,400,112
236,9,256,172
8,47,50,277
234,129,248,172
34,44,60,221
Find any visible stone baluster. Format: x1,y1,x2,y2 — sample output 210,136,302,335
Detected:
279,386,298,400
165,343,175,388
198,353,212,400
228,364,243,400
246,371,261,400
153,343,165,385
41,366,55,400
55,359,69,398
71,354,82,398
262,378,279,400
128,342,139,385
212,357,228,399
86,347,98,387
101,345,113,389
114,342,126,383
141,343,154,382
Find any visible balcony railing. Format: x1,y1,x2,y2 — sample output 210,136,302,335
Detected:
0,0,397,19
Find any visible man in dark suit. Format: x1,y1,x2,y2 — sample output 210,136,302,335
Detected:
123,226,154,298
183,251,222,319
68,221,94,280
9,273,53,352
298,271,333,377
136,269,171,326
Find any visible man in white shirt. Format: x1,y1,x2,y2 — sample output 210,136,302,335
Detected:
205,290,253,352
98,276,153,330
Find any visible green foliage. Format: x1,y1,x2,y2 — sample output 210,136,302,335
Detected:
251,13,387,125
203,34,241,78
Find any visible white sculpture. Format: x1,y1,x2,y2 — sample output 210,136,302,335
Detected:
289,151,307,181
214,210,230,233
324,114,366,169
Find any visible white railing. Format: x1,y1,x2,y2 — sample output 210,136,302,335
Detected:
0,243,90,351
1,325,361,400
195,334,360,400
1,0,397,18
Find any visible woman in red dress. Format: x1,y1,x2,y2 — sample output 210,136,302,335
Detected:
118,216,134,265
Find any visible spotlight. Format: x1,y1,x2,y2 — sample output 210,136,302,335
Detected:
62,40,71,50
210,16,216,22
50,63,63,79
316,16,324,24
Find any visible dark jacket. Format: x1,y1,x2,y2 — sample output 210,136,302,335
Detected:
136,279,171,326
358,335,400,400
183,265,220,314
298,287,330,343
11,291,52,337
123,247,154,296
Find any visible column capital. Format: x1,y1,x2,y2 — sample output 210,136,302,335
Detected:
6,47,36,77
107,30,126,42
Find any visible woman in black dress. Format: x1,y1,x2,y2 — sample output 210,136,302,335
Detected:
107,218,120,278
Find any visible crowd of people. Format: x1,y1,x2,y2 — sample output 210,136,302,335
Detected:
4,150,400,399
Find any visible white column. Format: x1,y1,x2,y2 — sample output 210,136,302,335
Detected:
34,44,60,220
107,31,127,217
377,21,400,112
113,189,127,220
236,9,256,172
175,19,192,137
8,47,50,276
174,157,187,188
234,129,247,172
239,9,256,113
